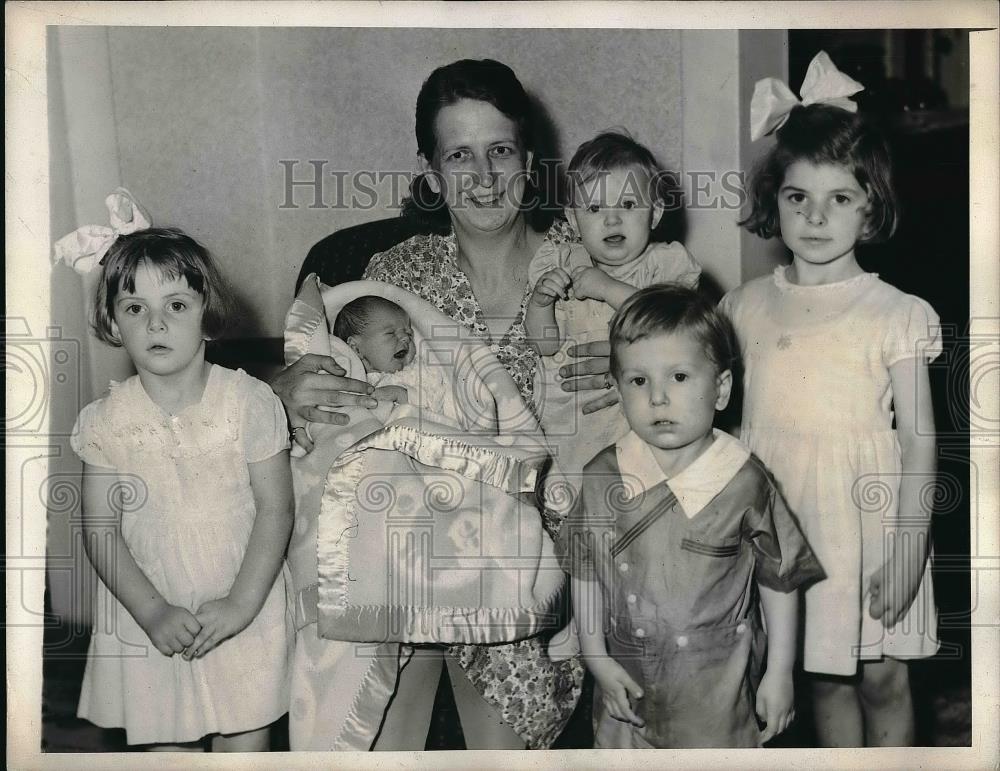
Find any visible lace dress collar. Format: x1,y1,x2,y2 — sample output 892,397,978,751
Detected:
773,265,877,294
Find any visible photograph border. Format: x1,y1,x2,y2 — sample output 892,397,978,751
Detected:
7,2,998,769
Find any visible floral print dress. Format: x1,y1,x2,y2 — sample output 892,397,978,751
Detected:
364,218,584,749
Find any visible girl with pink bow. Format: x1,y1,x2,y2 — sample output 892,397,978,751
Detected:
721,51,941,746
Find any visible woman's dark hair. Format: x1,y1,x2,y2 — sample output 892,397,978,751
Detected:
608,283,738,379
740,104,898,244
401,58,553,232
93,227,232,346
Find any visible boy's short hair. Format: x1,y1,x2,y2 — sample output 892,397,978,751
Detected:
333,295,407,340
608,284,738,378
566,130,669,207
94,227,231,346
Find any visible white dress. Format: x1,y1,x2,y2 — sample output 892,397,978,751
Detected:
70,365,294,744
527,240,701,480
721,267,942,676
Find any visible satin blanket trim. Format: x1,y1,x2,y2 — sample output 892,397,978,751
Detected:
317,422,562,644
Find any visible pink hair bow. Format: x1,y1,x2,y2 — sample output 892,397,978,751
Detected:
749,51,864,141
53,188,152,275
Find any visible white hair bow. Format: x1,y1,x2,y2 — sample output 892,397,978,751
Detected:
53,188,152,275
749,51,865,141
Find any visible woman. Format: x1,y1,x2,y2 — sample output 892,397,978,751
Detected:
272,59,616,750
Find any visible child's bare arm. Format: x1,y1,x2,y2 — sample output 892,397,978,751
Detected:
373,385,408,404
526,267,572,356
570,266,636,309
573,575,644,727
187,450,293,659
757,585,797,741
81,464,201,656
868,356,936,627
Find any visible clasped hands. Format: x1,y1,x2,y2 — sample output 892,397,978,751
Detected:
529,264,617,309
138,595,256,660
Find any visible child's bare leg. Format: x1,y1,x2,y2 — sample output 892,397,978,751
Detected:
811,673,864,747
446,655,526,749
211,726,270,752
372,648,442,751
858,658,914,746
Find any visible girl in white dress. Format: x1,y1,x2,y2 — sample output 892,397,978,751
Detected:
71,227,293,750
721,53,941,747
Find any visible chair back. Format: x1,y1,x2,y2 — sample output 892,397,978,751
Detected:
296,216,444,291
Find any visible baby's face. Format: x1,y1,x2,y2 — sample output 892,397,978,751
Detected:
566,165,664,268
351,306,415,373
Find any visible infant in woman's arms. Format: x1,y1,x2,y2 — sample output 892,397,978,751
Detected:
333,295,452,417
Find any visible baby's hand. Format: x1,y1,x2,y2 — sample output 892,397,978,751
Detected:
755,669,795,743
589,657,644,727
373,385,408,405
140,601,201,657
184,597,255,660
570,266,614,302
529,267,573,307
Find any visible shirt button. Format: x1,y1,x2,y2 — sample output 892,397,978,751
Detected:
635,628,646,638
627,594,637,604
676,635,689,647
737,623,747,634
618,562,629,573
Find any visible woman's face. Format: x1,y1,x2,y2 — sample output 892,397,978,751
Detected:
420,98,532,234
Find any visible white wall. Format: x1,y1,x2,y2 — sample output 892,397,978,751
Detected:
47,27,135,625
53,27,685,339
680,29,788,295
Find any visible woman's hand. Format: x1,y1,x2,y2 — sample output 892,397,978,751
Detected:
138,600,202,657
270,354,378,440
559,340,619,414
184,597,256,660
755,669,795,742
589,657,644,727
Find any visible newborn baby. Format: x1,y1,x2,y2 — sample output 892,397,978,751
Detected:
333,295,452,417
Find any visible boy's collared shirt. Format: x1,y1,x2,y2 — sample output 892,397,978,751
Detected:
615,429,750,518
558,429,824,748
